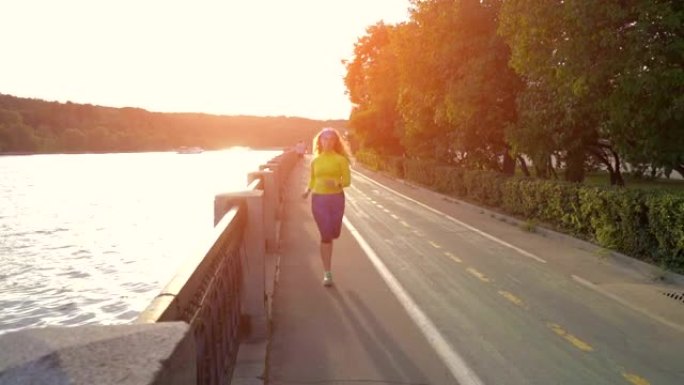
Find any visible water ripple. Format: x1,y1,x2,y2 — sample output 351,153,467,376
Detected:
0,150,279,335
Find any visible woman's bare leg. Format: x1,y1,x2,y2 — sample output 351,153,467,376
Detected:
320,241,333,272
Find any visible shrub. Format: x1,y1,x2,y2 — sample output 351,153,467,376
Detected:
357,152,684,273
646,193,684,271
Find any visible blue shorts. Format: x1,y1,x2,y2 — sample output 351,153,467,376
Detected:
311,193,345,243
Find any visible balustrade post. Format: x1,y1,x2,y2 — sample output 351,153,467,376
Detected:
214,190,267,342
248,171,277,253
260,163,280,190
269,165,281,208
261,163,283,220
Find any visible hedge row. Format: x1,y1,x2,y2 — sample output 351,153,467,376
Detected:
355,150,684,273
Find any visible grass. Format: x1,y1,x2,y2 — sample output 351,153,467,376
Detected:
582,172,684,192
520,219,538,233
594,247,612,260
513,168,684,192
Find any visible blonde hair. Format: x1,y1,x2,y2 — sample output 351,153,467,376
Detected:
312,127,350,159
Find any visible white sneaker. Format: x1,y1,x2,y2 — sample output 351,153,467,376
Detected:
323,272,333,287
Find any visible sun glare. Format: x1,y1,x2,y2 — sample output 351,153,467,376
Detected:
0,0,411,120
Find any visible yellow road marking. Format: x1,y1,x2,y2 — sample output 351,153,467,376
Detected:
390,214,399,219
466,268,490,283
547,323,594,352
498,291,524,307
376,204,384,209
400,220,411,228
429,241,442,249
622,373,650,385
444,252,462,263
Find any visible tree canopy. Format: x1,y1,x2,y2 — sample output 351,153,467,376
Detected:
345,0,684,183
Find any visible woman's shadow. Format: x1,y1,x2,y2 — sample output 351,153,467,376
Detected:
328,288,431,385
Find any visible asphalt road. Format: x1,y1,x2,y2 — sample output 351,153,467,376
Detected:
343,170,684,385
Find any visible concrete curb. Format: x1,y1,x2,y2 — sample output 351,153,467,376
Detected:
231,341,267,385
356,165,684,287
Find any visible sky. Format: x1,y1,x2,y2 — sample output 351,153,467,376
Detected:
0,0,411,120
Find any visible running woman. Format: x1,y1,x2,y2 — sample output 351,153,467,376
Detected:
302,127,351,287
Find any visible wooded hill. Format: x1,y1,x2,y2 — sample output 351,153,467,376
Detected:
0,93,347,153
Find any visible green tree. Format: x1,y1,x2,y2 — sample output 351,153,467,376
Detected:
500,0,597,183
344,22,404,156
394,0,454,161
392,0,520,172
500,0,683,184
605,0,684,178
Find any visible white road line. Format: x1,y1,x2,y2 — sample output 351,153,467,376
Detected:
352,171,547,264
571,275,684,333
344,217,485,385
350,185,365,195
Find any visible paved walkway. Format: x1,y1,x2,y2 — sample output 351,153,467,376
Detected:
260,156,684,385
266,157,454,384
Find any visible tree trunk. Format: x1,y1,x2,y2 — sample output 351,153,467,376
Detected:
610,149,625,186
502,150,515,176
534,155,550,179
605,164,626,186
587,146,614,185
564,147,586,183
549,158,558,179
517,155,530,177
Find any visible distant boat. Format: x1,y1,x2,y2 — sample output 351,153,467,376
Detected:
177,146,204,154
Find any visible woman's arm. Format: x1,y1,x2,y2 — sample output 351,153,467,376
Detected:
303,159,315,198
340,157,351,188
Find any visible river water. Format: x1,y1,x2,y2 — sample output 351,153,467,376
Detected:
0,149,280,335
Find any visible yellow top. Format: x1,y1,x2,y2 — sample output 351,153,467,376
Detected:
308,151,351,194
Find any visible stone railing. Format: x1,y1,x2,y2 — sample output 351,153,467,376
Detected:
0,148,299,385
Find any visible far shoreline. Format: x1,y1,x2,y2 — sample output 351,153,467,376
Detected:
0,147,289,157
